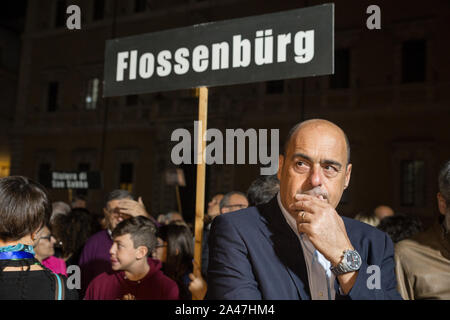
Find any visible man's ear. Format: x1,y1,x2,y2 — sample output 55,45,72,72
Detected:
277,154,284,181
344,163,352,189
136,246,148,260
437,193,447,215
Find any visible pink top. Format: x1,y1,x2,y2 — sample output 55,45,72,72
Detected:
42,256,67,276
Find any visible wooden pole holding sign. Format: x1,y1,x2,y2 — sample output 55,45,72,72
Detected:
193,87,208,295
68,188,73,205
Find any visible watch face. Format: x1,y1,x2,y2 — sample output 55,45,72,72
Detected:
345,251,362,270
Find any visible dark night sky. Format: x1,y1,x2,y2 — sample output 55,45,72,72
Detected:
0,0,27,33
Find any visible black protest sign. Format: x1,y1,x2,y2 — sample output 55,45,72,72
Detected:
40,171,102,190
104,4,334,96
165,168,186,187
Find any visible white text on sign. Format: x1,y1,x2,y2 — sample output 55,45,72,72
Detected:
115,29,314,81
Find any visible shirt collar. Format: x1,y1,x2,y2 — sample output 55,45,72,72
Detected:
277,192,299,236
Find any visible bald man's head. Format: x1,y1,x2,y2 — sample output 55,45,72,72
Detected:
283,119,351,165
277,119,353,212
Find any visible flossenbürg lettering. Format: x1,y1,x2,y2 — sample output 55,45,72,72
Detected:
115,29,314,81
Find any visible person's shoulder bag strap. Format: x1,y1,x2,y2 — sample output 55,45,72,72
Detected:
53,273,65,300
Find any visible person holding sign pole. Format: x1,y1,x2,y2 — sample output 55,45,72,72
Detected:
207,119,402,300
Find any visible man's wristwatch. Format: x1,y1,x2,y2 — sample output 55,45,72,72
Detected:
330,249,362,276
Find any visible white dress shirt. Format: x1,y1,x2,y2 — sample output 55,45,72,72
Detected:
277,192,337,300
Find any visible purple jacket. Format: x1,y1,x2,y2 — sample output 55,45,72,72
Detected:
79,229,113,296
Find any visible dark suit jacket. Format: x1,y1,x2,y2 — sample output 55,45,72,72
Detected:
207,197,402,300
201,224,211,278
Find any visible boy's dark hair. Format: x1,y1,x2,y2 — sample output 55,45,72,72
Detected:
247,175,280,206
112,216,157,256
0,176,51,241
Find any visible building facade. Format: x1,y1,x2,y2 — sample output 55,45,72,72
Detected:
0,25,21,179
9,0,450,226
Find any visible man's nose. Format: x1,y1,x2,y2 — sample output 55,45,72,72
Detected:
309,164,323,187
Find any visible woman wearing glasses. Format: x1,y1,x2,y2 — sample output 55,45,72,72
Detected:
34,225,67,276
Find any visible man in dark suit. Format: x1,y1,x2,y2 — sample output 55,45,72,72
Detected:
207,119,402,300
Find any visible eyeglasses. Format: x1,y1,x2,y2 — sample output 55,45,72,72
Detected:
39,234,53,241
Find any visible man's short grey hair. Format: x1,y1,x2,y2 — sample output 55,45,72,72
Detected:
105,189,133,207
51,201,71,222
247,175,280,206
52,201,71,215
220,191,248,211
438,160,450,205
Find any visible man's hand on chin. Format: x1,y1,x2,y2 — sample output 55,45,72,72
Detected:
290,193,358,293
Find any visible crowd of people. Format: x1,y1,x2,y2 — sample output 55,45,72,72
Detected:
0,119,448,300
0,170,279,300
